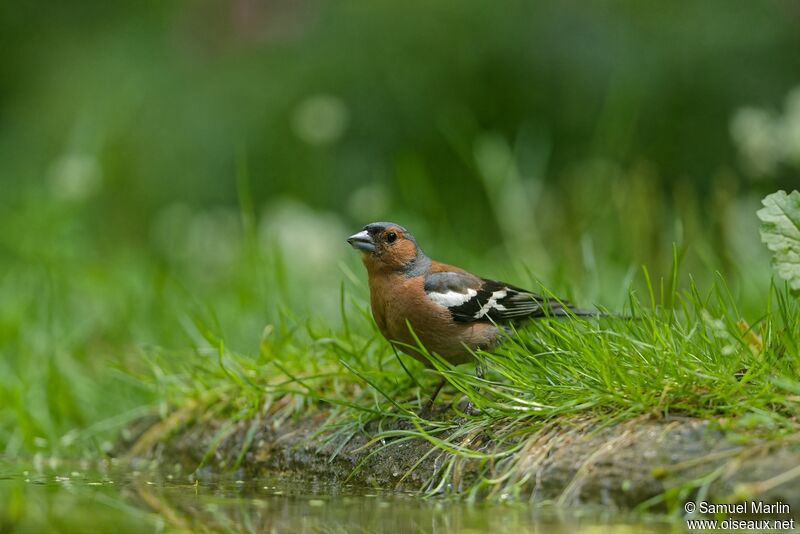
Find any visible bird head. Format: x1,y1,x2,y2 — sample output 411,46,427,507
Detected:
347,222,428,274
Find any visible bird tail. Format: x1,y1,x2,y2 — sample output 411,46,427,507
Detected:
546,300,617,318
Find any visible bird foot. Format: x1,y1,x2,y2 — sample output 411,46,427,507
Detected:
464,401,482,416
418,400,435,418
456,397,482,416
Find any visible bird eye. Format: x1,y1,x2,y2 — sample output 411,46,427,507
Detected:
386,232,397,243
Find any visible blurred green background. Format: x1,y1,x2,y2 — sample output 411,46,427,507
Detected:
1,0,799,457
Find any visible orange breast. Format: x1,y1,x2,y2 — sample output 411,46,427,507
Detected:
368,273,499,366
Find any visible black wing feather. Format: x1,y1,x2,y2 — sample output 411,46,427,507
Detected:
448,279,548,323
424,272,593,323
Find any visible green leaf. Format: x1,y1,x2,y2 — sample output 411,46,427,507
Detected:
758,190,800,291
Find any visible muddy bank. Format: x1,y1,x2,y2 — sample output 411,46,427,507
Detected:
126,404,800,513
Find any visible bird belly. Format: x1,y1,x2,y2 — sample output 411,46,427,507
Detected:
384,297,499,366
368,273,499,366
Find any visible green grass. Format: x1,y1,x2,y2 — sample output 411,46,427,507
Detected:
3,6,800,528
1,179,798,512
123,266,800,506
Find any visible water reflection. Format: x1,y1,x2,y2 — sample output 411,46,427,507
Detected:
0,459,677,533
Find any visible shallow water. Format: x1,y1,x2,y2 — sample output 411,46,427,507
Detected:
0,458,678,533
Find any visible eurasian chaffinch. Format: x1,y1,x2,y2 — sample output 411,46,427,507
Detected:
347,221,595,371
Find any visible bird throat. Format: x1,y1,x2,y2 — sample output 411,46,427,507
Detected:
401,252,431,277
362,249,431,277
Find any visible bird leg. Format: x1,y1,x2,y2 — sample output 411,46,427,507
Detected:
419,378,446,417
464,359,485,416
475,359,485,380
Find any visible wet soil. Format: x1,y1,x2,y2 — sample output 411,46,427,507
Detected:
125,404,800,514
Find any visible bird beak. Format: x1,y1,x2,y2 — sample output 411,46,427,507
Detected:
347,230,376,252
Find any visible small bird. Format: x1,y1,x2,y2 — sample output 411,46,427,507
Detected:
347,222,596,399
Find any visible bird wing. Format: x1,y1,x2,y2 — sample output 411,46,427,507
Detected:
423,272,581,323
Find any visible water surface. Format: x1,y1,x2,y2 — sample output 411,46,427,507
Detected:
0,458,678,533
